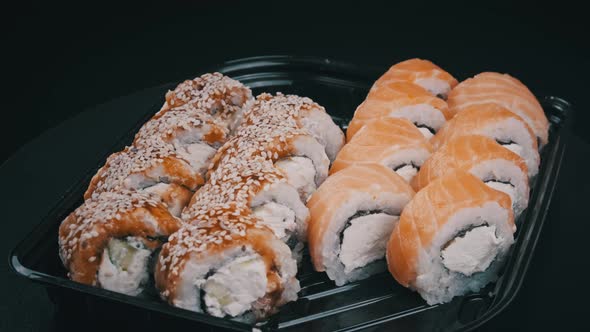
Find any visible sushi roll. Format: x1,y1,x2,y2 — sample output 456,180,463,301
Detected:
209,93,335,201
373,58,458,99
412,135,530,216
308,164,415,286
157,72,253,130
330,118,434,183
134,107,229,182
155,212,299,319
448,72,549,147
431,104,540,177
347,81,451,141
58,190,182,296
241,93,345,162
386,171,515,305
136,106,228,148
184,155,310,257
84,140,202,216
210,130,329,203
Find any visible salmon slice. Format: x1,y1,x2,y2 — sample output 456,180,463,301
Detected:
386,171,514,288
307,164,415,272
431,104,539,177
412,135,528,191
373,58,458,99
412,135,530,215
331,118,433,182
448,72,549,147
347,81,450,141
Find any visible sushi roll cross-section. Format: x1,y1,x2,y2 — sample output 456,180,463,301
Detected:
307,164,415,286
155,216,300,320
448,72,549,147
347,81,451,141
413,135,530,216
431,104,540,177
58,190,182,296
331,117,433,184
387,171,516,305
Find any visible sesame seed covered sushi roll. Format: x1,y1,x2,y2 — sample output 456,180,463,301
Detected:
448,72,549,147
242,93,345,162
347,82,451,141
210,126,329,202
308,164,415,286
373,58,458,99
59,190,182,296
157,72,253,130
136,106,228,148
134,107,229,181
412,135,529,216
84,140,202,216
331,118,434,183
387,171,515,305
431,104,540,177
155,214,299,320
209,93,336,202
185,156,309,258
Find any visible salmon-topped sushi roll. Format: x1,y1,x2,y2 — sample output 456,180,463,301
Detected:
373,58,458,99
431,104,540,177
412,135,529,216
331,118,433,183
387,171,516,305
308,164,415,286
448,72,549,147
347,81,451,141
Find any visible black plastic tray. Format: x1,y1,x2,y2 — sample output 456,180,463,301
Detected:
9,56,572,331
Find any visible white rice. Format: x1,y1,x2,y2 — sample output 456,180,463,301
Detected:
289,135,330,187
469,159,529,216
389,104,446,139
382,148,432,183
475,118,540,177
299,107,345,162
415,77,453,99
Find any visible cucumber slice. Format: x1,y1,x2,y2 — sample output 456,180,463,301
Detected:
107,238,145,271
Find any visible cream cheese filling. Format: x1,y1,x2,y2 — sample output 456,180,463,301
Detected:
97,237,151,296
198,254,267,317
339,213,399,274
441,225,505,276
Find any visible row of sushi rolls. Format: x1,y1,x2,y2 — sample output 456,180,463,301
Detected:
58,59,549,320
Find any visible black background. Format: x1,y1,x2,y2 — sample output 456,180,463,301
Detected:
2,0,589,331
